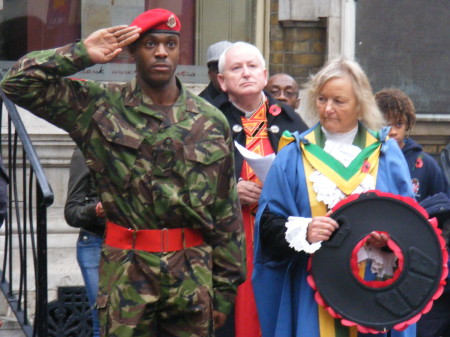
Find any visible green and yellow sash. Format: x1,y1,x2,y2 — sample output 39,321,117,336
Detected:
301,126,381,195
302,126,381,337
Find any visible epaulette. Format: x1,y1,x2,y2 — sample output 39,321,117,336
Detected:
278,130,295,151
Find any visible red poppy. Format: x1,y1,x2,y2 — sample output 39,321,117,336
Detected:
269,104,282,116
361,160,370,173
415,156,423,168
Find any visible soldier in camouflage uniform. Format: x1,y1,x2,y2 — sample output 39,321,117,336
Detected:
1,8,245,337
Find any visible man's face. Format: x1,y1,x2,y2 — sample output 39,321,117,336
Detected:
131,32,179,88
218,46,267,101
265,74,300,109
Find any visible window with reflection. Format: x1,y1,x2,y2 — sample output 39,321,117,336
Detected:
0,0,254,83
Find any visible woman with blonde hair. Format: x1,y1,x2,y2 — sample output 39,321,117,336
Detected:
304,58,385,131
252,58,416,337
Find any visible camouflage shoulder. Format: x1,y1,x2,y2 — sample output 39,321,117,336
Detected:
186,88,215,109
278,130,296,152
100,80,130,94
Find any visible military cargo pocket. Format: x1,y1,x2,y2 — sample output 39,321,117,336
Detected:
96,293,110,336
92,106,143,149
85,107,143,190
183,138,229,208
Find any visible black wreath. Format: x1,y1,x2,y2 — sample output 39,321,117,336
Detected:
308,190,448,333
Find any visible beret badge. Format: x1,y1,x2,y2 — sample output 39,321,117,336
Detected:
167,15,177,28
130,8,181,35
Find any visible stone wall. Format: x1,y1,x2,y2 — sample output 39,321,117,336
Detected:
267,0,326,86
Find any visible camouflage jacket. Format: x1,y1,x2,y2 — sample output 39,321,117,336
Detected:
0,42,245,314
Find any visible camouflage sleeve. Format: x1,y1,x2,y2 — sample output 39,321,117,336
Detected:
0,42,98,133
209,123,246,314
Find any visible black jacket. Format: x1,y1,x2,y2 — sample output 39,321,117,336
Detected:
198,81,221,104
64,148,105,236
214,92,309,178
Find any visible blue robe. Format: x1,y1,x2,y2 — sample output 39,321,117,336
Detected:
253,124,416,337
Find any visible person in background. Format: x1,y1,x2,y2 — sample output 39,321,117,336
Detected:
215,41,308,337
265,73,301,110
199,40,233,104
375,88,450,337
64,148,105,337
253,58,416,337
375,88,448,202
1,8,245,337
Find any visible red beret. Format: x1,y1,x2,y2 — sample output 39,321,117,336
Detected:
130,8,181,35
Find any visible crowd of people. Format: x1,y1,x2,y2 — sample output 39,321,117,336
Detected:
1,7,449,337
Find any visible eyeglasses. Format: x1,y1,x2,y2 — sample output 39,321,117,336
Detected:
268,89,298,99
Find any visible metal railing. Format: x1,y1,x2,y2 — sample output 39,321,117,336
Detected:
0,76,54,337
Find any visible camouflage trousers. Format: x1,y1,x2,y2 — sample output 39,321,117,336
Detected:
97,243,214,337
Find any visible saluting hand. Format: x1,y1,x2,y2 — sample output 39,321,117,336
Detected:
84,25,142,64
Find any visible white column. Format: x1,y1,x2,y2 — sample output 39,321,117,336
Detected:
255,0,270,62
326,0,342,59
341,0,356,60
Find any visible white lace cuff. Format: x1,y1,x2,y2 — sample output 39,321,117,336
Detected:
285,216,322,254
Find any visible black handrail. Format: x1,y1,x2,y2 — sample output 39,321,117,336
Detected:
0,72,54,337
0,90,53,206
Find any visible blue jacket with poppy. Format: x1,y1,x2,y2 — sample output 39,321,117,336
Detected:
402,137,449,202
213,92,308,179
253,124,416,337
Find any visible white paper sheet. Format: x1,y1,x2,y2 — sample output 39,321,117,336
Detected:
234,141,276,183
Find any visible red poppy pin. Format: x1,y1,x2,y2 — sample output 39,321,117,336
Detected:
269,104,282,116
361,160,370,173
415,156,423,169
